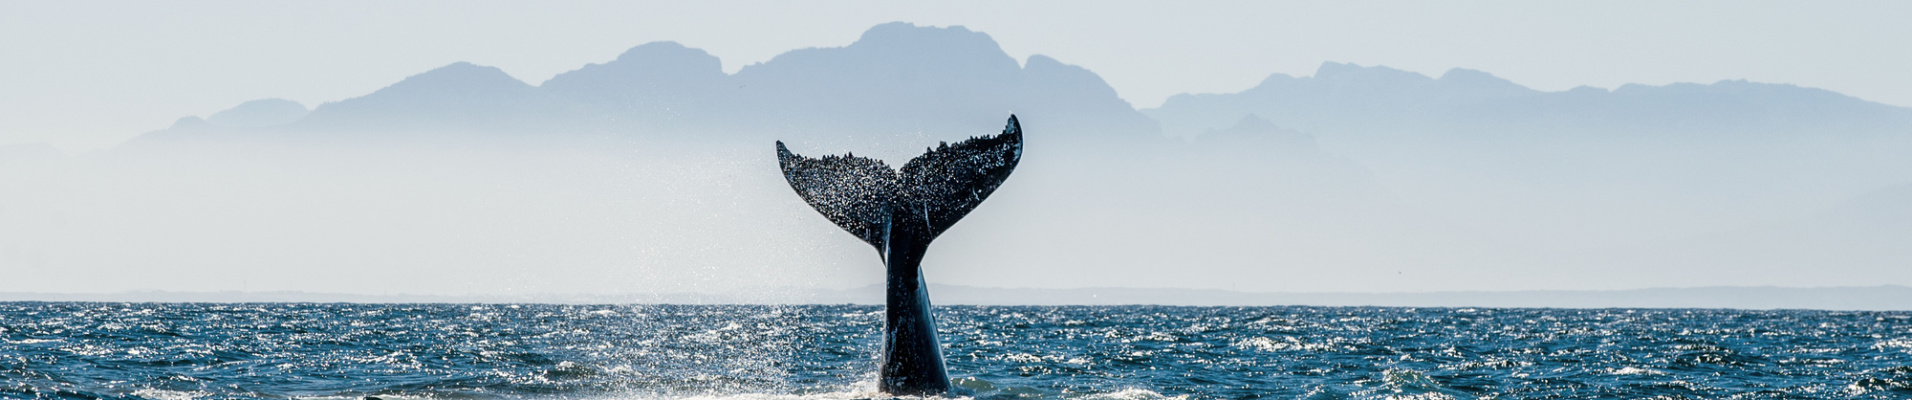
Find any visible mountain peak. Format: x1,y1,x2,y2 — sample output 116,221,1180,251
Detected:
1226,113,1283,132
329,61,533,105
388,62,531,93
541,41,726,99
737,22,1020,80
169,116,210,130
589,41,723,76
1313,62,1429,83
854,22,999,53
207,98,308,128
298,62,534,130
614,41,706,63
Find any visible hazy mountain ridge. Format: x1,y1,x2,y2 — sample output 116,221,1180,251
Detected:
1138,63,1912,262
127,24,1912,166
6,22,1911,296
299,62,539,132
1146,62,1912,138
146,22,1156,149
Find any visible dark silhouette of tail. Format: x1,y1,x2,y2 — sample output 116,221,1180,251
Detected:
775,115,1022,396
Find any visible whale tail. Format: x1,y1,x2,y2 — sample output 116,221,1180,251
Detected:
775,115,1023,250
775,115,1022,396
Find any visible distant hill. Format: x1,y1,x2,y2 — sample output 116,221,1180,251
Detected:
1138,63,1912,251
299,62,538,132
1146,62,1912,138
206,99,308,128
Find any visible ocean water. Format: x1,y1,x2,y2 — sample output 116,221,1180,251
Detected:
2,303,1910,400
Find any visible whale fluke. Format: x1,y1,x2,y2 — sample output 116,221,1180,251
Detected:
774,146,900,248
776,115,1023,251
775,115,1022,395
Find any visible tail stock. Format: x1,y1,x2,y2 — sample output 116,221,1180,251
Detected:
774,115,1022,395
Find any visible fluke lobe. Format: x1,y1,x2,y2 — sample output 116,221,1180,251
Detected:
775,115,1023,395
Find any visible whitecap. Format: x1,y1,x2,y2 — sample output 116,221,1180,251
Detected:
1233,336,1336,352
1084,388,1189,400
1872,338,1912,351
131,388,209,400
1610,366,1663,375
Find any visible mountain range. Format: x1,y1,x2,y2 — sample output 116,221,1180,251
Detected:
4,22,1910,298
1148,62,1912,138
141,21,1912,150
143,23,1154,150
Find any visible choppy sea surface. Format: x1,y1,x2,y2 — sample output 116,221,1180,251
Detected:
3,303,1911,400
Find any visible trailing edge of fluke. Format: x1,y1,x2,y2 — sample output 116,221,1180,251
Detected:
775,115,1023,395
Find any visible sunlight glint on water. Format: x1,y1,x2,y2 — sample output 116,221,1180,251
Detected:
2,303,1910,399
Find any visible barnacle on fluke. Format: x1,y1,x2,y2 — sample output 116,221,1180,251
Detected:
774,115,1022,395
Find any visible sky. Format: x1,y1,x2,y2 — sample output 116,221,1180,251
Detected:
4,1,1912,152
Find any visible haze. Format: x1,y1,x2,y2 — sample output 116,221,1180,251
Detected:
1,3,1909,298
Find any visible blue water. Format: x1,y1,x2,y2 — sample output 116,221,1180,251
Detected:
3,303,1911,399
